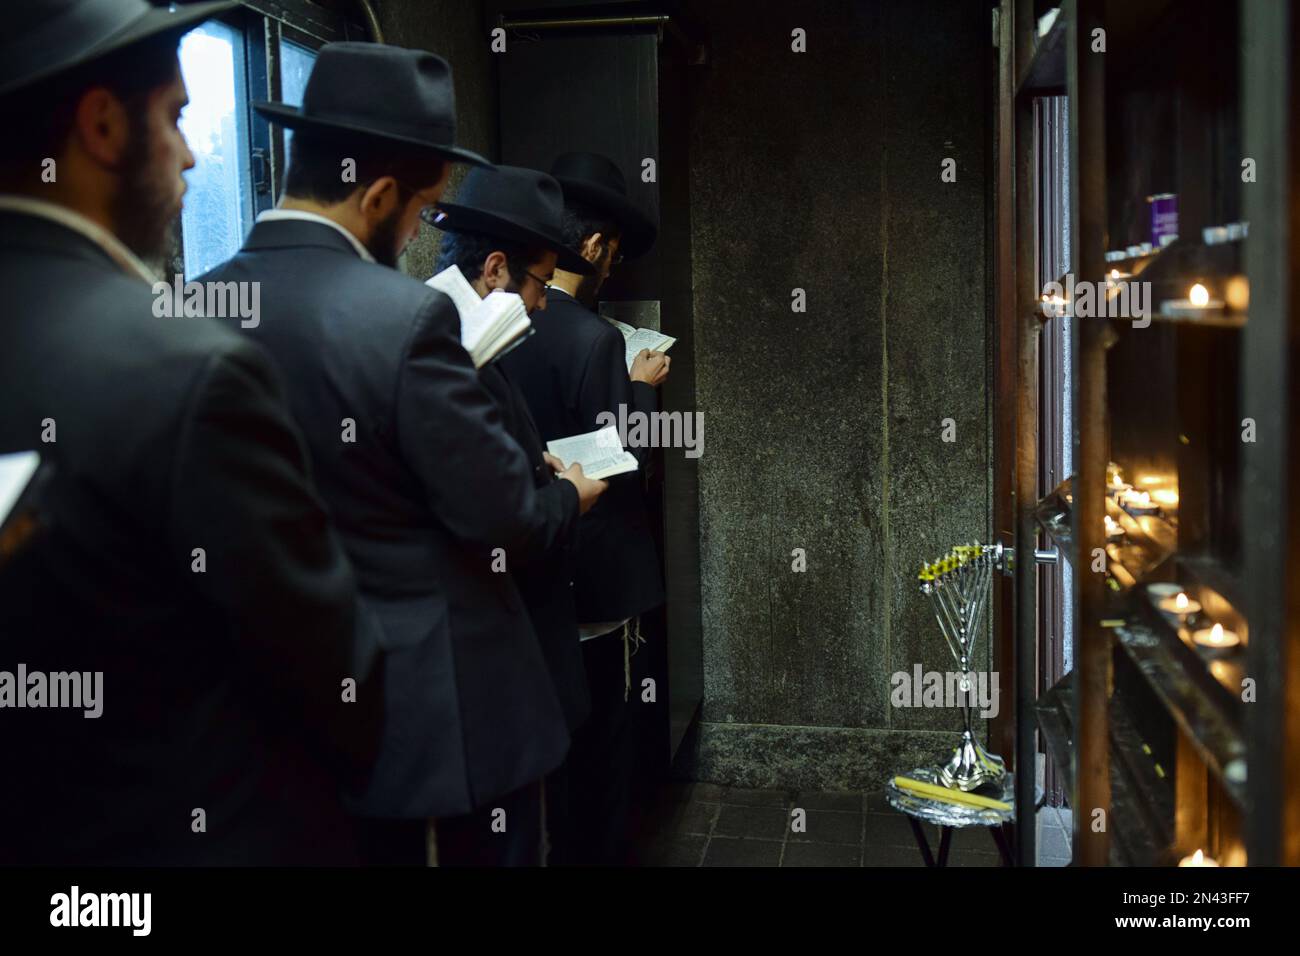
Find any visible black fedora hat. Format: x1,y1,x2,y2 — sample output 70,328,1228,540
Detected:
0,0,236,97
549,152,657,260
254,42,489,168
431,165,595,276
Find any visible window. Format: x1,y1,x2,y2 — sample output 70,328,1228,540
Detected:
172,5,341,279
279,39,317,156
177,21,254,279
281,39,316,107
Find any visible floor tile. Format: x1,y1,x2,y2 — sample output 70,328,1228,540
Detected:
721,787,791,808
794,791,864,813
863,811,936,849
703,836,783,867
861,843,927,867
864,791,893,814
789,809,862,846
714,804,789,840
640,834,707,867
782,841,862,867
662,800,720,837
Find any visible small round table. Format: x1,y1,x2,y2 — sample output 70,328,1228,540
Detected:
884,767,1016,867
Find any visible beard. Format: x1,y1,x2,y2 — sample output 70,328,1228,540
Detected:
366,208,405,268
110,117,182,269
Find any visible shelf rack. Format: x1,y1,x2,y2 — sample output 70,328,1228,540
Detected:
996,0,1300,866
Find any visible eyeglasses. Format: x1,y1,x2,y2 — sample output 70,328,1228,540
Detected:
522,269,553,290
387,179,442,219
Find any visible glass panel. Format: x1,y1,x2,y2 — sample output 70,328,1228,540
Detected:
178,20,254,279
279,39,316,154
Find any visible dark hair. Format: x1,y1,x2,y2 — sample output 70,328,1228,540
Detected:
284,128,447,204
0,31,182,187
434,229,543,284
559,198,622,251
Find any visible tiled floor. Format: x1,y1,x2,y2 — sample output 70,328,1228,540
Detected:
636,782,1073,868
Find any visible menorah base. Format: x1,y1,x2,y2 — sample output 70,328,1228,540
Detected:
938,730,1007,792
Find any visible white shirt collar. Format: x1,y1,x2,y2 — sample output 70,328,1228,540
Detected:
256,209,375,263
0,194,158,283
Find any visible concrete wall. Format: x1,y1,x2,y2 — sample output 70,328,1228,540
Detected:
683,0,993,789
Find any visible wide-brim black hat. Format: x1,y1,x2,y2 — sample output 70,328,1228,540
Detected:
550,151,657,260
254,42,490,168
0,0,236,97
432,165,596,276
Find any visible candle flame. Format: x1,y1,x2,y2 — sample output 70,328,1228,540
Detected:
1176,593,1188,610
1190,283,1210,307
1211,623,1224,642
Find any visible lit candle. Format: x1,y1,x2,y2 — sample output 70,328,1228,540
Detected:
1158,591,1202,618
1104,515,1124,540
1192,623,1241,651
1162,282,1225,319
1040,293,1068,317
1107,472,1131,498
1121,489,1160,516
1151,488,1179,508
1178,849,1220,867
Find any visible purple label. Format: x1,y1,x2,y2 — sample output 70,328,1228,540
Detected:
1149,193,1178,246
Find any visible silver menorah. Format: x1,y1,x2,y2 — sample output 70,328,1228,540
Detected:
918,543,1007,792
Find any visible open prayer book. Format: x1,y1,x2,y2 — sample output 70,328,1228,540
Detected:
426,265,532,368
546,425,639,481
603,316,675,372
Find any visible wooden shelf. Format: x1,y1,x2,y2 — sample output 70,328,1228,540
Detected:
1035,672,1173,865
1113,604,1248,811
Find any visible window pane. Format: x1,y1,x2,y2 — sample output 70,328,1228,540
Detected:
178,21,254,279
280,40,316,154
281,40,315,106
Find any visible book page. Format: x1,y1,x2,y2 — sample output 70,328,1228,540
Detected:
545,426,639,481
427,268,530,366
0,451,40,525
622,328,676,370
425,265,481,323
604,316,676,370
468,290,529,366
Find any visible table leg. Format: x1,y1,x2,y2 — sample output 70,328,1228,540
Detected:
990,822,1015,866
906,817,935,867
936,826,953,867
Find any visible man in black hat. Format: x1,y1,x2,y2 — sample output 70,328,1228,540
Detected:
499,151,669,864
200,44,603,866
0,0,381,864
428,163,609,861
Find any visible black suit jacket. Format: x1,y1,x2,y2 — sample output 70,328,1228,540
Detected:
479,362,589,731
200,219,573,817
0,211,380,865
499,288,665,623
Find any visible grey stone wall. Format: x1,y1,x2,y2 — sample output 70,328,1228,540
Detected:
684,0,992,789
